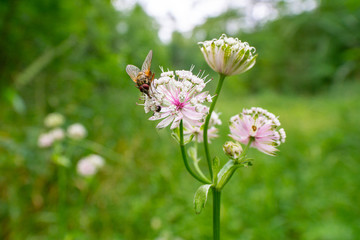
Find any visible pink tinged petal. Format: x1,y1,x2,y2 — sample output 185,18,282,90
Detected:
236,121,250,137
181,107,204,120
256,123,273,137
149,112,170,121
169,114,185,129
170,118,181,129
162,88,175,102
229,126,243,141
196,92,209,101
256,130,274,139
240,116,253,134
230,122,250,140
183,117,202,129
253,141,278,156
207,127,219,143
256,136,276,143
238,137,250,145
156,115,175,129
228,134,249,145
148,115,160,121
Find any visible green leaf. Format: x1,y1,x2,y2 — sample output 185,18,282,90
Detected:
216,160,240,190
52,155,71,167
3,88,26,114
212,156,220,183
194,184,212,214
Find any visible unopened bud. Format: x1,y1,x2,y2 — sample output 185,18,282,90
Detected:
223,141,243,159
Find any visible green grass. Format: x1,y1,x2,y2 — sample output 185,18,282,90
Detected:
1,82,360,239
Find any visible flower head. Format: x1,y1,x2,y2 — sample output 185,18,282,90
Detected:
145,69,212,129
77,154,105,177
67,123,87,140
49,128,65,141
185,111,222,143
87,154,105,168
44,113,65,128
229,107,286,156
38,133,54,148
198,34,257,76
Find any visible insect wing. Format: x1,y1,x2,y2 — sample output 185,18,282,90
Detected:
141,50,153,72
126,65,140,82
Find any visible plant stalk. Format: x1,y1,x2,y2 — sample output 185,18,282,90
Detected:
180,121,211,184
203,74,226,180
213,188,221,240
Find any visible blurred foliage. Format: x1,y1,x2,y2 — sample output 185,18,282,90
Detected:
0,0,360,239
190,0,360,94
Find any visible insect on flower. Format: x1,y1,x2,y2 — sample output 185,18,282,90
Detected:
126,50,155,98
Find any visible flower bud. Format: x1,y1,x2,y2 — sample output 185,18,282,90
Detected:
223,141,243,159
198,34,257,76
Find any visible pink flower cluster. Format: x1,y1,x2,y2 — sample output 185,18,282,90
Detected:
229,107,286,156
185,111,222,143
144,69,212,130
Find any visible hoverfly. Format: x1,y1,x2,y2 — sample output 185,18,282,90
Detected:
126,50,161,112
126,50,155,98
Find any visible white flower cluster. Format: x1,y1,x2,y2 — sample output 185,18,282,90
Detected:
38,113,106,172
77,154,105,177
44,113,65,128
67,123,87,140
185,111,222,143
198,34,257,76
144,69,212,129
38,113,87,148
38,128,65,148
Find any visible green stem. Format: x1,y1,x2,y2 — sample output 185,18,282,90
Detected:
213,188,221,240
180,121,211,184
193,161,210,183
58,166,67,236
236,139,253,163
192,141,211,183
203,74,226,180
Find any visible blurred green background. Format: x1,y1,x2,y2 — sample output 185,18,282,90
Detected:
1,0,360,239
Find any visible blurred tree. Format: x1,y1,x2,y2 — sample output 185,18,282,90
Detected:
189,0,360,94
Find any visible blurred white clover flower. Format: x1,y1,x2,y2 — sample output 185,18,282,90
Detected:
67,123,87,140
77,154,105,177
229,107,286,156
44,113,65,128
185,111,222,143
38,133,54,148
198,34,257,76
223,141,243,159
49,128,65,141
87,154,105,168
144,69,212,130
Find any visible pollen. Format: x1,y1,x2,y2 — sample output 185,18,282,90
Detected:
252,125,257,131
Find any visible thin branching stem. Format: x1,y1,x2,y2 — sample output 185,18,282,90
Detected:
203,74,226,180
180,121,211,184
